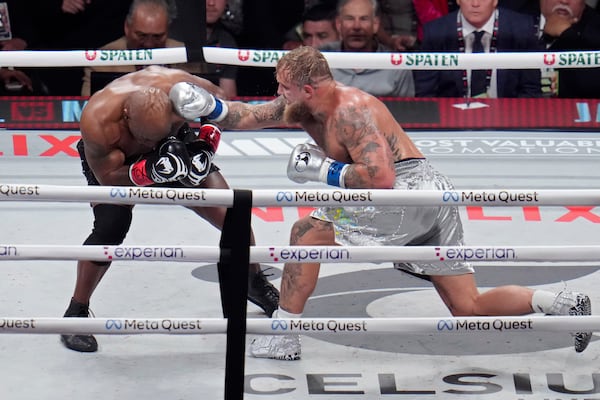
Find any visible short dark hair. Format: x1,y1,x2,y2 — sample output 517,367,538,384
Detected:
302,3,337,23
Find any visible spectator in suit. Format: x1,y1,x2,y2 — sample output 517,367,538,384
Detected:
320,0,415,97
539,0,600,98
415,0,542,98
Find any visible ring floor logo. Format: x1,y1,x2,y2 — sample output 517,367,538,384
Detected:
191,263,597,355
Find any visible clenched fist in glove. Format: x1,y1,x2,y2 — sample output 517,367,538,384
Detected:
129,136,190,186
179,124,222,187
169,82,228,122
287,143,349,188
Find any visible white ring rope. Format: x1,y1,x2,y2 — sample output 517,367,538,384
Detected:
1,244,600,263
0,48,187,67
1,184,599,206
0,316,597,335
204,47,598,70
0,47,597,70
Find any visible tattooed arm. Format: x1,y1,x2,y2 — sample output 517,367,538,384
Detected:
218,96,294,130
332,103,396,189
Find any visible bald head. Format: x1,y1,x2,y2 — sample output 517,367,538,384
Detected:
124,87,173,143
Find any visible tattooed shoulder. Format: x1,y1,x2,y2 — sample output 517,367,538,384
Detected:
333,103,376,143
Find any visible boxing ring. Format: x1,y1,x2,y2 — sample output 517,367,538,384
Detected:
1,49,600,400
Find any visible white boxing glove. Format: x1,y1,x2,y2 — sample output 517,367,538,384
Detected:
287,143,349,188
169,82,229,122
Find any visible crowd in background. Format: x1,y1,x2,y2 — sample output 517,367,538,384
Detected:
0,0,599,99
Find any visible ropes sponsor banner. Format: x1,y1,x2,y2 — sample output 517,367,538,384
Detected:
0,97,599,130
203,47,600,70
0,316,598,334
0,48,187,67
2,244,600,263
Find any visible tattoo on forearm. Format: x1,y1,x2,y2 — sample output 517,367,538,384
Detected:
252,100,284,123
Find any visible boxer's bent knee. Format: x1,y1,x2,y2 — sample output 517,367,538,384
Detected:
83,204,133,266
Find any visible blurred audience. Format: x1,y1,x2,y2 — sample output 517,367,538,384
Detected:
415,0,541,98
235,0,304,96
283,3,339,49
29,0,131,95
538,0,600,98
81,0,183,96
412,0,449,44
498,0,540,15
220,0,244,36
320,0,415,97
376,0,418,51
182,0,238,98
0,1,38,94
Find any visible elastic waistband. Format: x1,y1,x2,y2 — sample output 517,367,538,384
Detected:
394,157,426,165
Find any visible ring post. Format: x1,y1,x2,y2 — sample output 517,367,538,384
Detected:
217,189,252,400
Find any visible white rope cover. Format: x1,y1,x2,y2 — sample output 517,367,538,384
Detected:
203,47,600,70
0,48,187,67
1,184,599,206
0,47,597,70
0,316,597,335
1,244,600,263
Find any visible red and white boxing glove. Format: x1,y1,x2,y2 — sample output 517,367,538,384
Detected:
129,136,190,186
179,124,222,187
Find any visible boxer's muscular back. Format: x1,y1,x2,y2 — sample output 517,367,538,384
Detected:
79,67,216,185
82,66,223,138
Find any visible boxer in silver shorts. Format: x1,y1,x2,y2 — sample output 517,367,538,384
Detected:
169,46,592,359
312,158,474,276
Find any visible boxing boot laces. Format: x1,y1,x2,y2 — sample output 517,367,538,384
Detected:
247,267,279,317
60,298,98,352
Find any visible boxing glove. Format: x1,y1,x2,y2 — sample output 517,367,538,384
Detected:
169,82,228,122
179,124,222,187
129,136,190,186
286,143,349,188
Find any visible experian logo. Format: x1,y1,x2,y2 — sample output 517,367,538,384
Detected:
435,247,517,261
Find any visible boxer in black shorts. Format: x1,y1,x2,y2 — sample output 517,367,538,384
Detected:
61,66,279,353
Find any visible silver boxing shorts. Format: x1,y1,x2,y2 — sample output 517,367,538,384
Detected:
311,158,474,276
